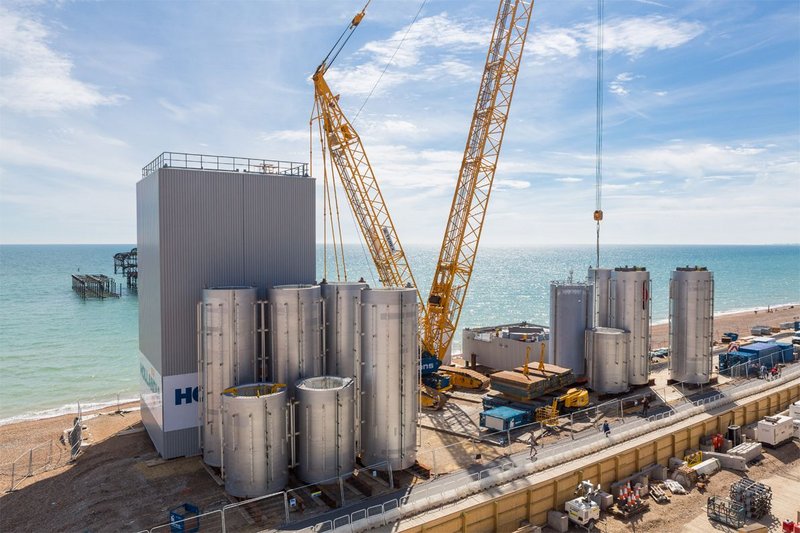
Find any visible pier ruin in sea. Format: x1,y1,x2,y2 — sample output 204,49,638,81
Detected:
71,274,120,299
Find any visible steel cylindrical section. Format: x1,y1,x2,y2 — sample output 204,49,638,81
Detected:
295,376,355,484
361,288,418,471
200,286,258,467
268,284,323,396
586,327,630,394
320,281,366,452
611,268,651,386
549,282,593,375
669,268,714,384
588,267,612,328
221,383,288,498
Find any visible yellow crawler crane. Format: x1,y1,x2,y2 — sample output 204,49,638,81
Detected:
312,0,534,407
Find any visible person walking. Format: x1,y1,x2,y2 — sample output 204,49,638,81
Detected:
602,421,611,437
641,396,651,417
529,430,539,459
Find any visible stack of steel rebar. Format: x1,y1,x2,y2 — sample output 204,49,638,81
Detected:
729,478,772,519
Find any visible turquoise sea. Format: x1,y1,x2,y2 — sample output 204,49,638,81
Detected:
1,244,798,423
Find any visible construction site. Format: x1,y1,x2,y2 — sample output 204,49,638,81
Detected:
2,1,799,533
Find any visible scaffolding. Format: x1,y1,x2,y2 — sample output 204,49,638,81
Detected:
707,496,745,528
113,247,138,290
71,274,120,299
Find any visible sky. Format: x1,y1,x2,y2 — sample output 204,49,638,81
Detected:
0,0,798,246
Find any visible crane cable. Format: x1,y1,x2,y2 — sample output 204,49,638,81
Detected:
352,0,428,124
594,0,604,269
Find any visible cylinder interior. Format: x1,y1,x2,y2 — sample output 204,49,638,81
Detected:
297,375,351,391
273,283,315,290
223,382,285,398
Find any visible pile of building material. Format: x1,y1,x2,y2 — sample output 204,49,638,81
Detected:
707,496,745,529
729,479,772,519
727,442,763,462
649,484,670,504
489,363,574,400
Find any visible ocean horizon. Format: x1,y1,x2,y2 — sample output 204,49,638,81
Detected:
1,243,798,424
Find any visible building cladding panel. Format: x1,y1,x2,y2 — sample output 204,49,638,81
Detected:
137,166,315,459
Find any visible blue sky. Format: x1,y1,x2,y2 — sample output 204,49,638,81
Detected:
1,0,798,245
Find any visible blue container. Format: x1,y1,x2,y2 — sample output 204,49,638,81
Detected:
776,343,794,363
723,332,739,341
738,342,781,357
479,406,530,431
169,503,200,533
795,321,800,331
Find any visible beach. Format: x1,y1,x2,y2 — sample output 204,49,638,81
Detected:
649,302,799,348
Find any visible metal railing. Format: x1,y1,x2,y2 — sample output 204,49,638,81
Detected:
142,152,309,178
2,406,83,492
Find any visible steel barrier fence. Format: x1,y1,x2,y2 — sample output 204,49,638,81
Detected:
2,405,82,492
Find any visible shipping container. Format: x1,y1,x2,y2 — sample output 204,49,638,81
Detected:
479,406,531,431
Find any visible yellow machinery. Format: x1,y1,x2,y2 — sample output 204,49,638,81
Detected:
312,0,534,404
535,388,590,427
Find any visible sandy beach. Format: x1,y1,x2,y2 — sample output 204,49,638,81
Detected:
650,302,799,348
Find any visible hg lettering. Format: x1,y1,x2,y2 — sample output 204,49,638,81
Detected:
175,387,199,406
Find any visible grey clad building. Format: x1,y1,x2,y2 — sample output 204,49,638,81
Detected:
137,152,315,459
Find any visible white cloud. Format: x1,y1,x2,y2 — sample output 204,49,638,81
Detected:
326,13,488,95
261,129,308,142
598,17,704,57
556,177,583,183
157,98,219,122
0,6,125,113
609,72,639,96
495,179,530,190
530,16,704,62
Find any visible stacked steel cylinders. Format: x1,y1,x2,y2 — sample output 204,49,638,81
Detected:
669,267,714,384
611,267,651,386
199,286,257,467
549,281,594,375
585,327,630,394
588,267,613,328
295,376,355,484
221,383,289,498
320,280,367,452
268,284,323,396
360,287,418,471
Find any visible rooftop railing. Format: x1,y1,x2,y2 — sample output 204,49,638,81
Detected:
142,151,308,178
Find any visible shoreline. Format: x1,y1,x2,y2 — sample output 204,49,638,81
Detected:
1,304,798,426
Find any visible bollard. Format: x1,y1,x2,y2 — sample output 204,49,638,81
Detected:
27,449,33,476
9,462,15,492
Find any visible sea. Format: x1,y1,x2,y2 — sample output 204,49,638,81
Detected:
1,243,798,424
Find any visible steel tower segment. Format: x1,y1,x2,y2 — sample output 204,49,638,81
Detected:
424,0,534,360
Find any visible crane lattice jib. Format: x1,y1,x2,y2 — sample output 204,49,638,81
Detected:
313,73,426,318
424,0,534,360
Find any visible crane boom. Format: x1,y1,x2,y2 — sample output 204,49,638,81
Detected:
313,59,426,319
424,0,534,361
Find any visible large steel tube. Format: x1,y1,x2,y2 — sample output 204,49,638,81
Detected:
585,327,630,394
549,281,593,375
361,287,418,471
320,281,367,452
199,286,257,467
295,376,355,484
669,267,714,384
268,284,323,396
611,267,651,386
588,267,612,328
221,383,289,498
